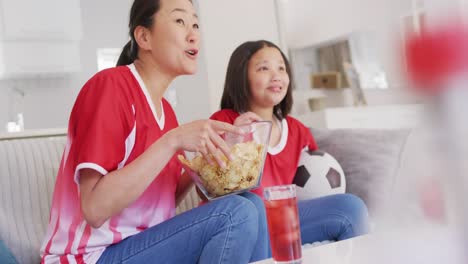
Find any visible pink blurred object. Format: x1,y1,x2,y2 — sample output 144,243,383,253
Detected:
419,179,447,224
404,20,468,263
405,22,468,93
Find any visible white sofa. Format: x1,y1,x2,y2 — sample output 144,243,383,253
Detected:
0,129,201,264
0,127,410,263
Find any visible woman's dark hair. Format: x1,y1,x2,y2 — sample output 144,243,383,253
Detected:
220,40,294,120
116,0,192,66
117,0,160,66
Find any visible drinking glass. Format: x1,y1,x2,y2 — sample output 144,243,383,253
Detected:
264,184,302,264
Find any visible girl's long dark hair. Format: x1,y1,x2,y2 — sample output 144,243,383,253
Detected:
220,40,293,119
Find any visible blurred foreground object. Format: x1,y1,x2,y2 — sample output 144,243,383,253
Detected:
405,20,468,262
405,22,468,93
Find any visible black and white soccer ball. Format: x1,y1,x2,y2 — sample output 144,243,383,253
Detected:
293,150,346,200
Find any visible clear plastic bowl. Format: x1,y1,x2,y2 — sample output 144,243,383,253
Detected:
179,121,272,200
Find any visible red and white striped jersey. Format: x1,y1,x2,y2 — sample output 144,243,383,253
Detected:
40,64,183,264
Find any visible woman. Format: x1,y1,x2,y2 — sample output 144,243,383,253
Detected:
40,1,269,263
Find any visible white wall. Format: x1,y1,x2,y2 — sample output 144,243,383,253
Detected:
284,0,395,49
0,65,82,131
0,0,215,131
2,0,466,131
283,0,467,86
283,0,410,84
197,0,280,113
168,61,211,124
0,0,133,131
0,88,8,129
283,0,421,110
423,0,468,25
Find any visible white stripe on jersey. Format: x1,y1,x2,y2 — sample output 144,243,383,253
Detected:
74,163,109,185
40,207,59,254
84,248,106,264
148,210,169,228
70,221,87,254
48,216,72,256
118,120,136,169
128,64,166,130
113,206,141,239
43,254,59,264
67,254,78,264
113,119,139,238
86,220,114,252
268,118,288,155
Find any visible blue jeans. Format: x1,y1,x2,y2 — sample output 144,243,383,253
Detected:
97,192,269,264
298,194,370,243
0,239,17,264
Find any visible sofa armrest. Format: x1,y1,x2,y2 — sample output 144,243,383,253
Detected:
0,135,66,264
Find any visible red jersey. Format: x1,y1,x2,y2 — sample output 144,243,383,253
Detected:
210,109,318,196
41,64,182,263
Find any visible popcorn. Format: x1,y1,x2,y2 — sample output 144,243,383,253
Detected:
178,141,264,196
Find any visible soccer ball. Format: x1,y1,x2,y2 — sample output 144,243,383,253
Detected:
293,150,346,200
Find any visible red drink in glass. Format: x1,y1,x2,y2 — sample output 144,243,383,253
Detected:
264,185,302,264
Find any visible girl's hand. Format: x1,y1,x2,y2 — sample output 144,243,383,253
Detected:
233,112,262,127
170,120,244,167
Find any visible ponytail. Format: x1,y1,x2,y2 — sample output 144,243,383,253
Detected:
118,0,171,66
116,40,138,66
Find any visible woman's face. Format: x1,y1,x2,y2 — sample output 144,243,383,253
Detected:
247,47,289,110
147,0,200,76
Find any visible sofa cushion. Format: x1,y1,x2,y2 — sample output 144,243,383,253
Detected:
0,136,66,264
311,128,410,216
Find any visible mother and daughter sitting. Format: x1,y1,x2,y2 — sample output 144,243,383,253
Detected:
40,0,369,262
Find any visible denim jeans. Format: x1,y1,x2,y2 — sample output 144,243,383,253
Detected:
0,239,17,264
97,192,269,264
298,193,370,243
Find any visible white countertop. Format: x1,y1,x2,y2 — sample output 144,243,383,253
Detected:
291,104,424,129
252,226,465,264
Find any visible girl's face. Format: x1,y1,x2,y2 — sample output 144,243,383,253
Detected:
247,47,289,111
146,0,200,76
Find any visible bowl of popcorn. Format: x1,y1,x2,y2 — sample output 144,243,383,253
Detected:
178,121,272,200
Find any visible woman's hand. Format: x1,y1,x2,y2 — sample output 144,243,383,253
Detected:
169,120,244,167
233,112,262,127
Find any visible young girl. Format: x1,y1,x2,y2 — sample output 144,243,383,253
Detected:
211,40,370,244
40,1,269,263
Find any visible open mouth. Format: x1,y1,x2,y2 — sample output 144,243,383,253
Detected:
185,49,199,57
268,86,282,92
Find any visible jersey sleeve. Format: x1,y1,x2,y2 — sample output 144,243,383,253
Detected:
68,72,134,184
304,126,319,151
209,109,239,124
290,116,318,152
